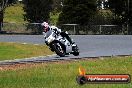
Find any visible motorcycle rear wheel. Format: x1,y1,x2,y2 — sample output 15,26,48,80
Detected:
72,45,79,56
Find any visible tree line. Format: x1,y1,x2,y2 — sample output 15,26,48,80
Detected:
0,0,132,33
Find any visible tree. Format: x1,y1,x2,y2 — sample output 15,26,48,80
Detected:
108,0,132,24
129,0,132,24
52,0,62,12
0,0,8,32
108,0,132,34
23,0,53,23
7,0,17,4
57,0,97,25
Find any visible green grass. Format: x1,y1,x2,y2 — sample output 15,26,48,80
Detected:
4,3,26,23
0,42,54,61
0,57,132,88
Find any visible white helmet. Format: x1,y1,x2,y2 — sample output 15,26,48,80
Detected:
41,22,49,32
41,22,49,28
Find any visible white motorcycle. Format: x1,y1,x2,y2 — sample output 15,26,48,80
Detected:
43,30,79,57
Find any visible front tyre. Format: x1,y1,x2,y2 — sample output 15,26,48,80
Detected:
52,42,65,57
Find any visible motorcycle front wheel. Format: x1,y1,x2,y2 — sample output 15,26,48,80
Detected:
52,42,65,57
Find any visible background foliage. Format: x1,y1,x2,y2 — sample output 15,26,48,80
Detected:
2,0,132,34
23,0,53,23
58,0,97,25
108,0,132,25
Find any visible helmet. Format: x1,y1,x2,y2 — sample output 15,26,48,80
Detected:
41,22,49,32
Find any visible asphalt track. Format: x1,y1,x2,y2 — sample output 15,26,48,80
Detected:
0,35,132,64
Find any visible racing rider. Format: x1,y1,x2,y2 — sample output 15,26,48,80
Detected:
41,22,74,45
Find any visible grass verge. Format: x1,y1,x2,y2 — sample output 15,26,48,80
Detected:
0,57,132,88
4,3,26,23
0,42,54,61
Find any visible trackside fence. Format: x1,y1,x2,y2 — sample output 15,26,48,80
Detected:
1,23,132,35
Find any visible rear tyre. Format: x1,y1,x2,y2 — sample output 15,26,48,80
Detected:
52,42,65,57
72,45,79,56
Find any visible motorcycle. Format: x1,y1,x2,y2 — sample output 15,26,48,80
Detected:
43,30,79,57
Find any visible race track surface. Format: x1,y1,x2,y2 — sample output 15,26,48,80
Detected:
0,35,132,64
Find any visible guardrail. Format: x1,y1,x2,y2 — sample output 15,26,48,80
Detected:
2,22,42,34
1,22,132,35
59,24,131,35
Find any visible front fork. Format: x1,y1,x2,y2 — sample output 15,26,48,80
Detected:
45,41,48,46
49,43,55,52
45,41,54,52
